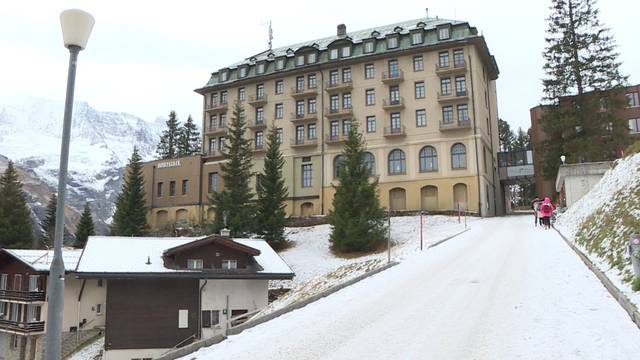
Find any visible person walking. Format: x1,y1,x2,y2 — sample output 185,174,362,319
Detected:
539,197,555,229
531,196,542,227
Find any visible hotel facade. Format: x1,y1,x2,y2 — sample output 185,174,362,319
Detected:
142,17,502,230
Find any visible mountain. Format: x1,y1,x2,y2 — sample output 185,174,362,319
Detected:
0,97,165,238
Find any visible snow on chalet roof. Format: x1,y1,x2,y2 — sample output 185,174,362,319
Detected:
3,248,83,272
76,236,294,276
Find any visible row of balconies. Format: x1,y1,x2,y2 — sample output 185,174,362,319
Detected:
0,318,45,335
0,289,45,303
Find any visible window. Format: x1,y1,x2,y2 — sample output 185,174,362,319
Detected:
342,67,351,82
96,304,103,315
627,92,640,107
202,310,220,328
218,137,226,151
342,93,352,109
238,87,245,101
308,98,317,114
333,155,345,178
220,71,228,82
275,80,284,95
388,149,406,175
296,100,305,117
308,74,317,88
387,36,398,49
366,116,376,133
451,143,467,169
366,89,375,106
239,67,247,78
341,46,351,57
439,51,450,68
329,70,339,86
308,123,317,139
0,274,7,290
98,279,103,287
210,93,217,107
220,91,228,105
411,32,423,45
209,114,217,129
220,113,227,128
441,78,452,96
222,260,238,270
255,131,263,149
275,103,283,119
181,180,188,195
629,118,640,133
0,302,6,317
276,128,283,144
453,49,465,67
302,164,312,187
389,85,400,104
308,53,317,63
330,121,339,138
276,58,285,70
296,55,305,66
208,137,216,153
329,48,339,60
457,104,469,122
364,40,375,53
178,309,189,329
157,182,163,197
208,173,217,192
169,181,176,196
419,146,438,172
256,84,264,98
413,55,424,71
388,59,399,77
295,125,304,143
257,63,265,74
364,152,375,175
27,275,38,291
390,112,401,130
330,95,339,112
455,76,467,96
187,259,203,269
343,119,352,135
442,106,454,123
256,107,264,123
415,81,425,99
438,25,451,40
364,64,374,79
296,76,305,91
416,109,426,127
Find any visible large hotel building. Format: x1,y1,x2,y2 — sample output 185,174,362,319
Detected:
142,17,502,230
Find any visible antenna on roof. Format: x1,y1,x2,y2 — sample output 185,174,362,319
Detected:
425,8,429,19
268,20,273,50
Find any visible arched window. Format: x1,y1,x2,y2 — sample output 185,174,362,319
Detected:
389,188,407,210
364,152,375,175
388,149,406,175
333,155,345,178
419,146,438,172
451,143,467,169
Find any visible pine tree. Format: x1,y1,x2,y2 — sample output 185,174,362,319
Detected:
111,147,149,236
0,161,34,249
40,194,57,248
512,127,531,150
75,202,95,248
540,0,629,179
156,110,181,159
255,126,288,249
498,119,515,151
178,115,201,157
209,103,255,236
329,122,386,252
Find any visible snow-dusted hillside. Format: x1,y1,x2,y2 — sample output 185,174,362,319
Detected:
0,97,165,233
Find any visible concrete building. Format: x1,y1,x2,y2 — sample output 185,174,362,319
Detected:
144,16,502,230
555,161,611,207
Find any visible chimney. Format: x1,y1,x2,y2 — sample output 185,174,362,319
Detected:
220,228,231,237
337,24,346,37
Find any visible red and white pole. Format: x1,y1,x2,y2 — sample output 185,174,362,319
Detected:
420,210,423,251
457,203,461,224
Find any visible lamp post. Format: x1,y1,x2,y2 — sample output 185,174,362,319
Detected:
45,9,94,360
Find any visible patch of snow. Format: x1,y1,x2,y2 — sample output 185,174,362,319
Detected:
68,336,103,360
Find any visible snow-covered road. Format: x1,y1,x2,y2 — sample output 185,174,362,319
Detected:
186,216,640,359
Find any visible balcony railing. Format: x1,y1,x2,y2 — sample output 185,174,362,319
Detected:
205,126,228,135
435,60,467,74
247,119,267,130
204,149,225,159
437,90,468,102
384,125,406,137
325,134,347,144
291,85,318,98
290,138,318,148
0,319,45,335
0,289,45,302
248,94,268,106
252,143,266,153
325,80,353,92
382,97,405,110
325,107,353,118
290,112,318,123
439,119,472,131
205,101,228,112
381,70,404,84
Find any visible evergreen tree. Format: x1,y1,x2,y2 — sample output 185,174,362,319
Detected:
209,103,255,236
329,122,386,252
255,126,288,249
512,127,531,150
498,119,515,151
156,110,181,159
0,161,34,249
178,115,201,157
111,147,149,236
75,202,95,248
40,194,57,248
540,0,629,179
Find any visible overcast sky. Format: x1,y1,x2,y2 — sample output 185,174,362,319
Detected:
0,0,638,131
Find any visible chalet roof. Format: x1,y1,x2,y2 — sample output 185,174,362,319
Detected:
1,248,83,272
164,235,261,257
75,236,293,278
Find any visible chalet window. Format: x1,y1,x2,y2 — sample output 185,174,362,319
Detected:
222,260,238,270
187,259,204,269
211,310,220,325
0,302,6,317
178,309,189,329
28,275,39,291
10,303,18,321
169,181,176,196
26,305,38,321
0,274,7,290
181,180,188,195
13,274,21,291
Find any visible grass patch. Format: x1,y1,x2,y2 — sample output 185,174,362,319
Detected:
331,239,392,259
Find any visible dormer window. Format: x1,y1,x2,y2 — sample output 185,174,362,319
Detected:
341,46,351,57
329,48,339,60
308,52,317,63
220,71,229,82
364,40,375,53
275,58,285,70
239,67,248,78
387,36,399,49
187,259,203,269
411,31,423,45
257,62,266,74
438,25,451,41
296,55,305,67
222,260,238,270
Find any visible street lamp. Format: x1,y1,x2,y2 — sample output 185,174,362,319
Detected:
560,155,566,165
45,9,94,360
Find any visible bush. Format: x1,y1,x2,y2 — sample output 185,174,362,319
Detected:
626,139,640,155
632,277,640,292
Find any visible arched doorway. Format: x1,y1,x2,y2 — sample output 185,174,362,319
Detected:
453,183,468,211
156,210,168,227
300,202,314,217
389,188,406,210
420,186,438,211
176,209,189,224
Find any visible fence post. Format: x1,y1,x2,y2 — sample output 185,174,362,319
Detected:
420,210,423,251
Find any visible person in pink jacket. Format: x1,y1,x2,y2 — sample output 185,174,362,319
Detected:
539,197,555,229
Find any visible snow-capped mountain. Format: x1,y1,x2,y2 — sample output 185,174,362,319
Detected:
0,97,166,235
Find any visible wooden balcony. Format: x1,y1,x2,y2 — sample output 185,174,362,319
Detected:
325,80,353,93
0,289,45,303
247,119,267,130
248,95,268,106
439,119,472,131
204,126,228,135
382,97,405,111
381,70,404,84
0,319,45,335
435,60,467,75
324,107,353,119
205,102,228,113
437,90,469,103
383,126,406,137
325,134,348,144
291,86,318,98
290,138,319,148
203,150,225,160
290,112,318,124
